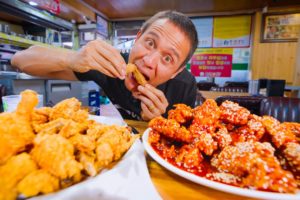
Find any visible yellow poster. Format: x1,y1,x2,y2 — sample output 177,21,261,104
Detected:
213,15,251,47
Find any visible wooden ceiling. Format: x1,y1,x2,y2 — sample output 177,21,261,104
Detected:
59,0,300,22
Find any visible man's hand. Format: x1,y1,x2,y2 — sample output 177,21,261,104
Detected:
68,39,126,79
136,84,169,121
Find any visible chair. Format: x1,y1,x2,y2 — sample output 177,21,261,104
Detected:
260,97,300,122
224,81,249,89
266,79,286,97
216,95,266,115
197,81,218,91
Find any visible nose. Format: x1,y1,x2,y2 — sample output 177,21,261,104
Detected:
143,51,160,69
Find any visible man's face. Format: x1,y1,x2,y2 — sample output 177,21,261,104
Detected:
124,19,191,92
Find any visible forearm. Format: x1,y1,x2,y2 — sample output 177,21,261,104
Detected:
11,45,75,79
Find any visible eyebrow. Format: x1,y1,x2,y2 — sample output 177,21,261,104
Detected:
148,31,180,61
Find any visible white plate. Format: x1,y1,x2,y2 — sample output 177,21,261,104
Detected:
142,128,300,200
89,115,126,126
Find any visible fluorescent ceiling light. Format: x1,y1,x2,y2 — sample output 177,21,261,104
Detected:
29,1,38,6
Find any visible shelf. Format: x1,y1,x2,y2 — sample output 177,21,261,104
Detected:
0,32,64,49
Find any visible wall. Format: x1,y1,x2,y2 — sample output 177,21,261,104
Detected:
251,8,299,84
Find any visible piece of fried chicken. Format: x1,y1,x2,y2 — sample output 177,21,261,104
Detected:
0,153,37,200
49,98,88,123
0,90,38,164
17,169,59,198
30,134,83,181
211,142,298,193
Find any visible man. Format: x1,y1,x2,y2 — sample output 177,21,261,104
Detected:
12,10,198,121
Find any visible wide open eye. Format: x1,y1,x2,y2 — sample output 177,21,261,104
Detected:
163,55,172,64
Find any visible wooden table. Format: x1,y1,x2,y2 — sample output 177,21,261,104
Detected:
199,90,250,100
125,120,256,200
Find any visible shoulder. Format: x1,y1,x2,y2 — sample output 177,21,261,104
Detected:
171,69,196,85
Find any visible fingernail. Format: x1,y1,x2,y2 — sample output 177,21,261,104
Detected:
122,69,126,77
138,85,143,91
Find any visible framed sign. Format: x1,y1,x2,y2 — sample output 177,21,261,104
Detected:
261,12,300,42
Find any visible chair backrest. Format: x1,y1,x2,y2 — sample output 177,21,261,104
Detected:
266,79,286,97
197,82,218,91
216,95,266,115
260,97,300,122
224,81,249,88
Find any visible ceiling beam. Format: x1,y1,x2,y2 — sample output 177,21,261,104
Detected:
77,0,109,20
62,0,96,22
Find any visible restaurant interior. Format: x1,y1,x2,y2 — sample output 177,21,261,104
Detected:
1,0,300,199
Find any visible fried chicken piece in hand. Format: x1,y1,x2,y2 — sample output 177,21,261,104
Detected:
31,134,83,181
17,169,59,198
0,90,38,164
0,153,37,200
149,116,193,143
168,104,193,124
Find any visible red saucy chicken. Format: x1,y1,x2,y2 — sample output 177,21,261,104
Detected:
148,99,300,193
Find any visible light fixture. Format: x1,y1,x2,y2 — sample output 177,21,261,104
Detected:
29,1,38,6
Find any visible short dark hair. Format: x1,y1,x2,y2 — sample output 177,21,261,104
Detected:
141,10,198,68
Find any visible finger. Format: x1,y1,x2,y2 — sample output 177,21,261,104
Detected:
88,59,115,78
90,53,123,79
137,85,166,113
95,40,126,77
141,103,155,120
145,84,168,106
138,95,161,115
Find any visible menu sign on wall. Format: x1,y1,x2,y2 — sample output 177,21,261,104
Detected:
192,17,213,48
213,15,251,47
191,48,233,77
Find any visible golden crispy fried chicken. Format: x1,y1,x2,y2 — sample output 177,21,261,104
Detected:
31,134,83,180
0,153,37,200
49,98,88,123
36,118,69,135
211,142,298,193
219,100,250,125
31,107,52,132
96,126,138,169
77,152,97,176
126,63,147,86
69,133,96,153
17,169,59,198
0,90,38,164
168,104,193,124
149,116,193,143
59,120,89,138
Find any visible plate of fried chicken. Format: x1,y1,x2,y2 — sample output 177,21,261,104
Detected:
0,90,142,200
143,100,300,200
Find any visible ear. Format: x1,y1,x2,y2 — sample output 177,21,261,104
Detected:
135,30,142,42
170,66,185,79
